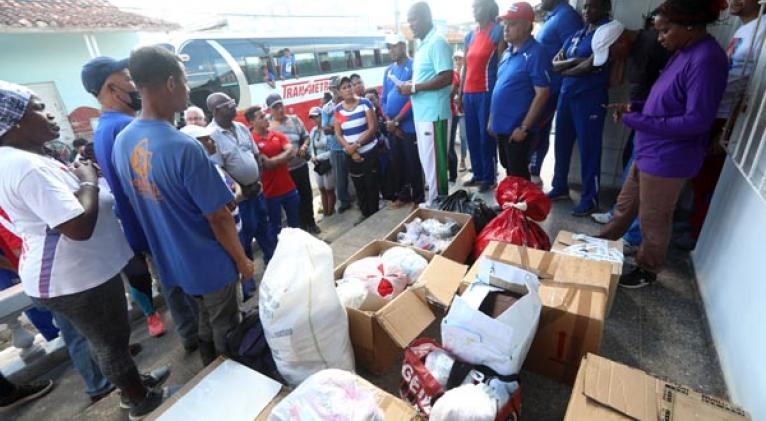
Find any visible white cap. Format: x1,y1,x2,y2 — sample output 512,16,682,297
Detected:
384,33,406,46
592,20,625,67
180,124,214,139
453,50,464,58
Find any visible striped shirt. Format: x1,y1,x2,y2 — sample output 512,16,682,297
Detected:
334,98,378,154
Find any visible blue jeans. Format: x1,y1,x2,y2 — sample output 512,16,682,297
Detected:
330,150,351,207
53,312,112,397
266,189,301,240
463,92,496,185
552,88,608,207
239,194,275,298
161,284,199,346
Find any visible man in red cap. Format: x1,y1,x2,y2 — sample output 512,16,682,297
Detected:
490,2,552,179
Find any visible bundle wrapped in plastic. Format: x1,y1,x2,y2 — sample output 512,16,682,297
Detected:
269,369,383,421
335,278,370,310
396,218,459,254
474,177,552,259
381,247,428,286
343,257,409,301
430,384,497,421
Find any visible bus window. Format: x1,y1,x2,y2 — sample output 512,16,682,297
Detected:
318,50,350,72
179,40,241,110
359,49,376,68
293,52,320,77
217,39,273,85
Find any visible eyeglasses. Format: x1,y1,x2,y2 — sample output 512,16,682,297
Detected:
215,99,236,110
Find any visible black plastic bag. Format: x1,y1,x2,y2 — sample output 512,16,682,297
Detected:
439,190,498,233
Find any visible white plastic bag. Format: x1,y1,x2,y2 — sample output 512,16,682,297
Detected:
381,247,428,285
259,229,354,386
335,278,370,310
269,369,383,421
430,383,497,421
343,257,409,301
441,257,542,376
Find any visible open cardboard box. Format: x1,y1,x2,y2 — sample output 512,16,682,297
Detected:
463,241,613,384
552,231,624,316
335,240,467,374
565,353,751,421
383,208,476,264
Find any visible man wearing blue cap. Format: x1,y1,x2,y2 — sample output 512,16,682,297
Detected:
82,57,200,349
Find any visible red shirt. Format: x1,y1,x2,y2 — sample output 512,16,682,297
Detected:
0,208,21,269
464,23,503,93
252,130,296,198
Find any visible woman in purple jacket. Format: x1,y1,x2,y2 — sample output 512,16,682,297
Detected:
600,0,729,289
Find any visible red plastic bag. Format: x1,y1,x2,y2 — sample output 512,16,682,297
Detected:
473,177,551,259
495,176,551,222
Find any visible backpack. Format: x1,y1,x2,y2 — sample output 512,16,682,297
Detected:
225,311,279,377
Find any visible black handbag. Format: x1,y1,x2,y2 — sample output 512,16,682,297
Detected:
312,132,332,175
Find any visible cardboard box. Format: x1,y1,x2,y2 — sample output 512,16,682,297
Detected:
147,358,285,421
552,231,624,316
464,241,612,384
383,208,476,264
336,240,467,374
565,353,751,421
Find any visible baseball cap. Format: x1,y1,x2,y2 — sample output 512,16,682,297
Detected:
328,76,341,89
180,124,213,139
592,20,626,67
81,56,129,96
309,106,322,117
265,93,283,108
384,33,406,46
498,2,535,23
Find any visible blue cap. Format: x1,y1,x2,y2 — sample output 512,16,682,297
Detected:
81,56,129,96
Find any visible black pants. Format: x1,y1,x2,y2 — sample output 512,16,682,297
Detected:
448,117,460,181
289,164,316,229
390,131,424,203
31,275,143,398
348,151,380,217
498,133,533,180
0,374,14,397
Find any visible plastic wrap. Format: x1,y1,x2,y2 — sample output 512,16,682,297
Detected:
381,247,428,285
430,384,497,421
335,278,370,310
343,257,409,300
269,369,383,421
424,350,455,388
395,217,459,254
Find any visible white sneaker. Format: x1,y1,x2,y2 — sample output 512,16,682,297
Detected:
591,212,612,225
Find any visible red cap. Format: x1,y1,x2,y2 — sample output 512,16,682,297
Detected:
498,2,535,23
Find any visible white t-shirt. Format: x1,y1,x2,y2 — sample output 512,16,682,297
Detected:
0,146,133,298
718,16,766,118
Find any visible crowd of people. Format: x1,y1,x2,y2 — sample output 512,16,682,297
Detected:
0,0,763,417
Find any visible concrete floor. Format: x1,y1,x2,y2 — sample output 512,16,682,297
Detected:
3,169,726,421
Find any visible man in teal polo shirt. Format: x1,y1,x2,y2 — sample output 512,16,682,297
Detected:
399,2,454,207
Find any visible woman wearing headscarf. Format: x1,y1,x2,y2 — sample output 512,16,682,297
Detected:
0,81,172,418
601,0,729,288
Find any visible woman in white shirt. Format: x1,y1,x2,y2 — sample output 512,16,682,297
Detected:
0,82,169,418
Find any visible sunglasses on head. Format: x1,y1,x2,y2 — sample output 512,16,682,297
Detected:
215,99,236,110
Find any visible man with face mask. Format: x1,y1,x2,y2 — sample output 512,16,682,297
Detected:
82,56,201,352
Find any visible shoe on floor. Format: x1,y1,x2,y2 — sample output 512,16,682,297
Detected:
622,240,639,257
129,343,143,357
571,201,598,217
307,224,322,235
388,200,406,209
120,366,172,409
619,267,657,289
128,386,180,421
0,379,54,412
463,178,480,187
546,189,570,201
591,211,612,224
338,203,352,214
89,385,117,404
478,182,497,193
146,313,166,337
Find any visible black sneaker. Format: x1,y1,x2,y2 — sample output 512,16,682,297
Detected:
463,178,480,187
619,267,657,289
307,224,322,235
338,203,352,214
128,386,179,421
120,366,171,409
0,379,54,412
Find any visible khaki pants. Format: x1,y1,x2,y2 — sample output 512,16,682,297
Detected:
599,164,687,273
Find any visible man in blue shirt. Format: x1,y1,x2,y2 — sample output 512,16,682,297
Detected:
531,0,583,182
322,76,352,213
491,2,552,180
381,33,424,208
279,48,298,80
82,56,199,349
113,46,253,366
400,2,454,207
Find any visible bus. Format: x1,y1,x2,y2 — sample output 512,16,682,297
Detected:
175,33,390,126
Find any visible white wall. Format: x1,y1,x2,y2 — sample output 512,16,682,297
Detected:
693,159,766,420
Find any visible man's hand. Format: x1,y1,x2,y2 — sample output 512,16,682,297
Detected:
297,144,309,158
511,127,528,142
385,120,398,133
398,84,413,96
344,143,359,155
71,160,98,184
237,258,255,282
456,94,464,114
606,103,632,123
